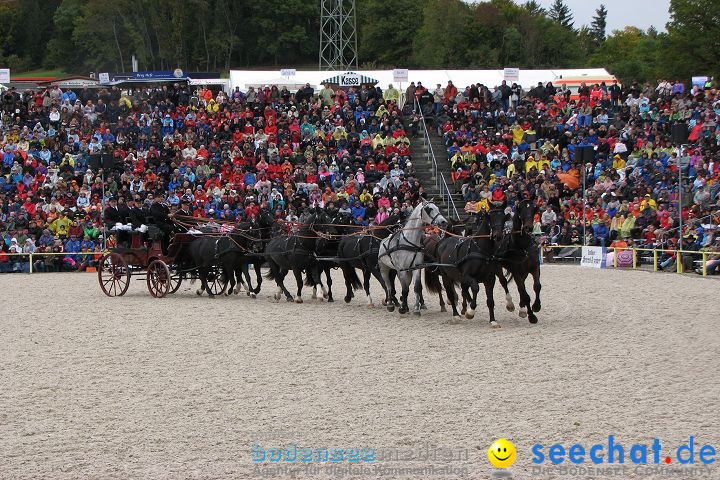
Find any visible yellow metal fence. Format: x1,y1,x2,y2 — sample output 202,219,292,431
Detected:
542,245,716,277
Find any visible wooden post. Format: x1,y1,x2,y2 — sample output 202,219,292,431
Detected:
29,253,33,274
702,252,708,277
632,249,637,269
653,250,658,272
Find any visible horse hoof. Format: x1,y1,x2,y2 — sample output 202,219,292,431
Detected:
286,297,293,302
506,305,515,312
327,298,334,303
250,293,257,299
386,305,395,312
344,296,352,303
399,307,408,315
464,312,475,320
207,294,214,299
196,289,203,296
413,310,421,316
295,298,303,304
440,306,447,313
381,299,387,306
533,304,541,312
490,321,501,328
519,308,528,318
420,304,427,310
529,316,539,324
368,303,374,309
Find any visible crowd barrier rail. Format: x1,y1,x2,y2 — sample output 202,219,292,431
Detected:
542,245,716,276
1,247,716,277
0,251,105,274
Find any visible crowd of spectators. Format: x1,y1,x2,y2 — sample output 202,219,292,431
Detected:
0,81,425,272
409,78,720,274
2,76,719,275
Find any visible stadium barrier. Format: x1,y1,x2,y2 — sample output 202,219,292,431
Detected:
0,251,104,274
542,245,715,276
1,248,715,277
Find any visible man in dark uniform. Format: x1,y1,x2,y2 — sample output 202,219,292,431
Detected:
103,195,128,247
117,195,132,225
177,199,192,218
103,195,122,227
149,195,174,253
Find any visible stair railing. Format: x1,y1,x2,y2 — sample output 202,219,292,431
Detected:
413,96,460,220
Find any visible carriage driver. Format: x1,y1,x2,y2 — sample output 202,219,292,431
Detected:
103,195,130,247
148,194,174,253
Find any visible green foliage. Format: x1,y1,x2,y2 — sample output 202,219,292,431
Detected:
548,0,574,30
0,0,712,86
664,0,720,79
591,4,608,43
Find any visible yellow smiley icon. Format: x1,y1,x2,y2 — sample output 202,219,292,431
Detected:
488,438,517,469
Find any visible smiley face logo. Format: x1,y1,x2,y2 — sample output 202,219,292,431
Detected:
488,438,517,469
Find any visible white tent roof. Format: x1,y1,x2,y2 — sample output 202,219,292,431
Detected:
229,68,614,92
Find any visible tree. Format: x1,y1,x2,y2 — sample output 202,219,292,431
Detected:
665,0,720,79
522,0,545,16
591,4,608,43
548,0,574,30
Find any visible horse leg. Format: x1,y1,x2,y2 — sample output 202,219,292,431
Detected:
341,265,354,303
485,277,499,327
200,267,214,298
252,262,263,295
412,270,423,315
441,274,459,317
379,264,395,312
323,266,332,302
531,266,542,312
312,267,327,302
497,267,515,312
241,263,255,298
293,268,304,303
463,280,478,319
460,282,471,316
223,260,235,297
388,269,399,306
371,265,387,305
398,271,411,315
276,267,293,302
514,273,537,323
362,268,373,307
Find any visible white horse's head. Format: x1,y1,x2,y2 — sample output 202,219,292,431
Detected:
419,200,448,228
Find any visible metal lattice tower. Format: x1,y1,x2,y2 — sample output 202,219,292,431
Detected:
319,0,358,71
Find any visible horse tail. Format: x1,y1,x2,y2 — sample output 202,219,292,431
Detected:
265,268,276,281
424,267,442,294
345,266,362,291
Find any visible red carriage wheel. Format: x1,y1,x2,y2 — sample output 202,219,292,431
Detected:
98,253,131,297
147,259,171,298
168,272,183,294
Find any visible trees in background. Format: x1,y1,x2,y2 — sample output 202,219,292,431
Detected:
0,0,717,84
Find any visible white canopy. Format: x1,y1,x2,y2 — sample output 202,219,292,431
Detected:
229,68,614,92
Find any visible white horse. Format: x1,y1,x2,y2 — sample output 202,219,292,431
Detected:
378,201,447,315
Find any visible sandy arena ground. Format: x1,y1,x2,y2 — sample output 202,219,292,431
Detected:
0,265,718,480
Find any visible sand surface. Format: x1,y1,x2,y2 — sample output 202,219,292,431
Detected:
0,266,717,480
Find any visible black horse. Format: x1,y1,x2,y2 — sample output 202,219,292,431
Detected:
425,209,512,325
498,198,542,324
188,232,247,298
264,209,332,303
310,211,354,303
336,214,402,307
221,209,277,297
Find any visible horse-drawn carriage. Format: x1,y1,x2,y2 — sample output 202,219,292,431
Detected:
97,230,228,298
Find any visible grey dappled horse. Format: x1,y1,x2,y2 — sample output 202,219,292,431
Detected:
378,201,447,315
